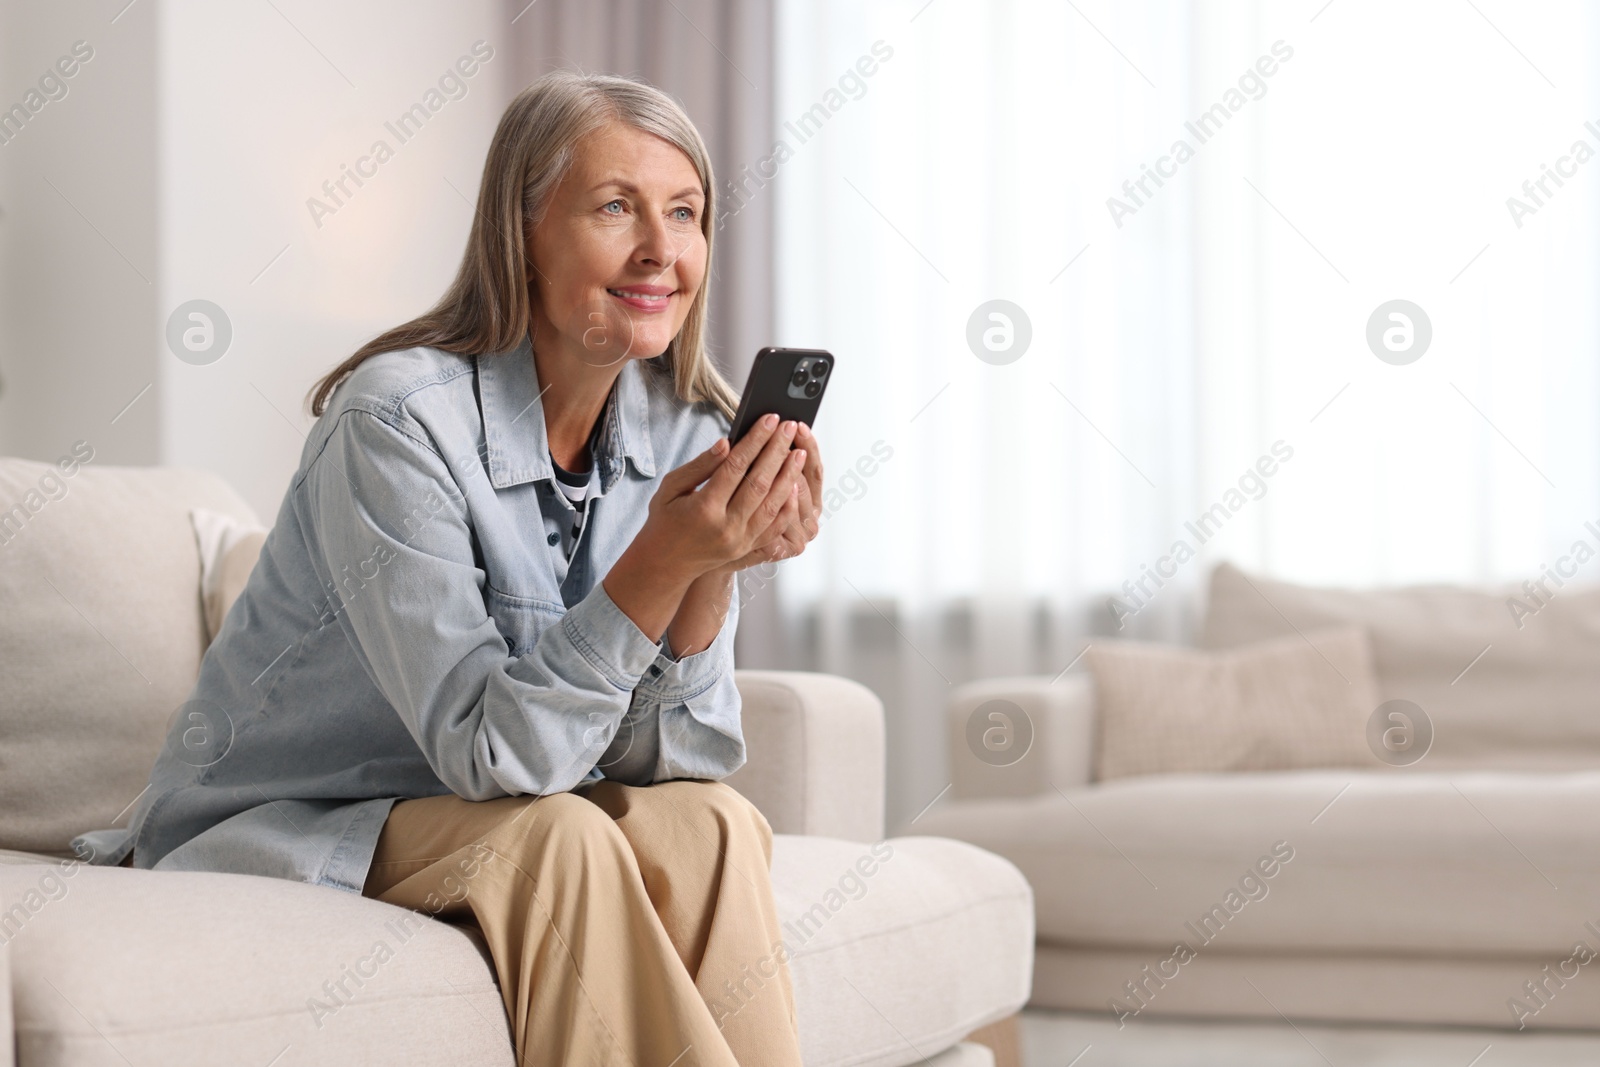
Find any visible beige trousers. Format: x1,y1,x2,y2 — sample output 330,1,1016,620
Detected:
360,777,805,1067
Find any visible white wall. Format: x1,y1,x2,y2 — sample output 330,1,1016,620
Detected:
2,0,507,520
158,0,506,519
0,0,160,468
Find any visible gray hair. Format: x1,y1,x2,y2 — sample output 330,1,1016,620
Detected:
308,69,734,421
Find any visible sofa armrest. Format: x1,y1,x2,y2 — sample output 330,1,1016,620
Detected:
724,670,885,842
949,672,1097,800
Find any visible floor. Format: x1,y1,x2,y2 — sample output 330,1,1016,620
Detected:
1020,1009,1600,1066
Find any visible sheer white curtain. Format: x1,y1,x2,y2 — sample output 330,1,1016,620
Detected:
758,0,1600,831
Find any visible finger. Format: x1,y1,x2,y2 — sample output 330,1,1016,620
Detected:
770,470,814,541
742,447,806,537
760,486,807,557
729,522,786,573
728,422,800,527
792,473,819,540
751,464,805,556
776,510,806,558
801,446,822,520
659,437,729,497
703,414,779,505
757,492,803,562
793,424,825,516
774,514,804,558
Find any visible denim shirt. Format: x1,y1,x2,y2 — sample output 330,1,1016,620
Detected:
70,332,743,894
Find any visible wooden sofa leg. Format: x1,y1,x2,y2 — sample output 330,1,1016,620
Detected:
962,1011,1021,1067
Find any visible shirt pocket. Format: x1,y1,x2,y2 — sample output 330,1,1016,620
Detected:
483,582,565,658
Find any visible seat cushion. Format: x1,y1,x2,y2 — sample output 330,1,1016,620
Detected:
771,834,1033,1067
0,834,1031,1067
917,770,1600,957
0,859,514,1067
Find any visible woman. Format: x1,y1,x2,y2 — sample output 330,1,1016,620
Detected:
71,70,822,1065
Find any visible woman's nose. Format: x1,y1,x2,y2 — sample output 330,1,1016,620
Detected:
633,214,679,270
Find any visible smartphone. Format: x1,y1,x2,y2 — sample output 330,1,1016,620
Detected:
729,347,834,446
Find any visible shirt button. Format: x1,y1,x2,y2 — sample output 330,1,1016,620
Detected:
546,531,559,545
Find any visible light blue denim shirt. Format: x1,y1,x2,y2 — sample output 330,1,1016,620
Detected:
71,332,743,894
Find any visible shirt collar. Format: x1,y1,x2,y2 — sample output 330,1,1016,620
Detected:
477,331,658,493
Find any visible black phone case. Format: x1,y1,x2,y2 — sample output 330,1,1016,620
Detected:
728,347,834,445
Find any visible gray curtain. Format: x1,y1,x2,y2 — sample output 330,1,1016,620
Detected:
504,0,787,668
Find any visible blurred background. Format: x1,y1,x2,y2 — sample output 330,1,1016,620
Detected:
5,0,1600,907
11,0,1600,839
16,0,1600,1061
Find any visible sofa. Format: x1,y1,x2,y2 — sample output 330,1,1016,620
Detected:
919,561,1600,1031
0,455,1034,1067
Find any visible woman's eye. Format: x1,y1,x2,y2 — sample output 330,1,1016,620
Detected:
603,200,625,215
671,206,697,222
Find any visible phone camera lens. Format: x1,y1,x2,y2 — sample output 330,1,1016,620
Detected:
790,367,809,387
803,379,821,398
810,361,829,379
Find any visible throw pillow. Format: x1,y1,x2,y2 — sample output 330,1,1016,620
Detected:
1201,560,1600,770
191,507,267,645
1088,625,1381,780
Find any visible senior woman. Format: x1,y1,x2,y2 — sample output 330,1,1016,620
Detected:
71,71,823,1066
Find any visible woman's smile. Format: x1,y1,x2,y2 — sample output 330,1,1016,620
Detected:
605,284,676,312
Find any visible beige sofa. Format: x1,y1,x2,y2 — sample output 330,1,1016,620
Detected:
920,561,1600,1031
0,456,1033,1067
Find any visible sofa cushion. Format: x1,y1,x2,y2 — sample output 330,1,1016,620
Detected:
916,770,1600,958
0,855,514,1066
1088,626,1380,780
771,834,1032,1067
0,458,259,855
0,833,1031,1067
1201,561,1600,770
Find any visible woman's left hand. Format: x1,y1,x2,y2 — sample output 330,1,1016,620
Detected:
720,421,823,572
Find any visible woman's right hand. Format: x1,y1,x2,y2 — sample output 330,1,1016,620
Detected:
640,412,807,581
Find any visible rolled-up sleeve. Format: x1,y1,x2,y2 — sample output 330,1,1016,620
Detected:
302,409,664,801
593,575,746,785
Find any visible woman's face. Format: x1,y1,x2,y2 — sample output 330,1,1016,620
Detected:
527,119,708,367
